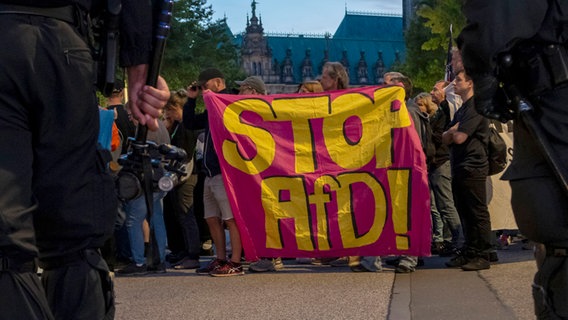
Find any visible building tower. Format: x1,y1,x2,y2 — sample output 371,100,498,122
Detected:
240,0,278,83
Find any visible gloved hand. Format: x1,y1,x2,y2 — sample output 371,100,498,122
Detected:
472,74,515,123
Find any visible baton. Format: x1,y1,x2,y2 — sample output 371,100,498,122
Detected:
134,0,173,144
133,0,173,268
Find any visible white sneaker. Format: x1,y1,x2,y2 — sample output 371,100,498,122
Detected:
249,258,283,272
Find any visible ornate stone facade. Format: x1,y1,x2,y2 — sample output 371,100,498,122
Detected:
237,1,407,92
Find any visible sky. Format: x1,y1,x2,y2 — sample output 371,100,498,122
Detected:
206,0,402,35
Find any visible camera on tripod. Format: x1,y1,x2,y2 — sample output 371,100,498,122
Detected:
115,139,188,201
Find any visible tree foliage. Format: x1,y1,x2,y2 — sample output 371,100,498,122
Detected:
400,0,465,95
161,0,245,91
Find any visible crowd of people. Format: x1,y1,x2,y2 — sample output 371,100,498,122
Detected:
97,58,515,281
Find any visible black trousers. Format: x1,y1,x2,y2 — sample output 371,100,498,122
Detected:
41,250,114,320
0,268,54,320
517,67,568,320
0,13,116,319
164,174,201,259
452,176,493,256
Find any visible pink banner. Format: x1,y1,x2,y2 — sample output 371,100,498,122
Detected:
204,86,431,260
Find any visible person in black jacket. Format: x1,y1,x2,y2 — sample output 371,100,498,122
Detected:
442,70,492,272
183,68,245,277
459,1,568,318
0,1,170,319
107,81,136,155
429,80,462,256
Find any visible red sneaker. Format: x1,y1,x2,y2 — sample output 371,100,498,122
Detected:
195,258,225,274
209,261,244,277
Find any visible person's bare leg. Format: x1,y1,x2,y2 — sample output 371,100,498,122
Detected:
143,220,150,243
225,219,242,263
206,217,226,260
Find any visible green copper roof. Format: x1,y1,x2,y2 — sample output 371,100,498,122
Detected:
333,12,403,41
233,11,405,84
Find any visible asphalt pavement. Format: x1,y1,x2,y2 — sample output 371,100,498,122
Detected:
114,239,536,320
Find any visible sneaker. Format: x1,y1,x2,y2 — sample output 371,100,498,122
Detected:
395,264,415,273
114,257,131,271
202,240,213,251
173,257,200,270
209,261,244,277
461,256,490,271
196,258,225,274
329,256,349,267
349,262,383,272
417,258,425,267
348,256,361,267
249,258,278,272
273,257,284,270
438,242,458,257
445,255,469,268
116,263,148,276
431,242,444,255
166,251,187,264
148,262,166,274
350,264,371,272
384,256,424,267
498,234,511,249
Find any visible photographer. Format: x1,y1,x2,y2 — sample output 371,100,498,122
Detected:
459,1,568,318
116,105,171,276
0,1,170,319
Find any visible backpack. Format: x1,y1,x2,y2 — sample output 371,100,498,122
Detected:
487,123,507,175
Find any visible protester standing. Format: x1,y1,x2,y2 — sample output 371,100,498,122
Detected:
164,89,202,270
443,69,492,271
183,68,245,277
429,80,462,255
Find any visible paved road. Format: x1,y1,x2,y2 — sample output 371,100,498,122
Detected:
114,241,536,319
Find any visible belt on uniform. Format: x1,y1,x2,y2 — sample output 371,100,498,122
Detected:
546,246,568,257
0,256,36,273
39,249,100,270
0,3,75,24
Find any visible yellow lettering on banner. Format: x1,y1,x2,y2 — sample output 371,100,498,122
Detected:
223,99,276,174
387,169,411,250
323,93,378,169
309,175,340,251
335,172,386,248
272,96,331,173
222,87,409,175
373,87,411,168
261,176,314,251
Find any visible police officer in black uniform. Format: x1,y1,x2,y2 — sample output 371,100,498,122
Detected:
0,1,170,319
459,1,568,319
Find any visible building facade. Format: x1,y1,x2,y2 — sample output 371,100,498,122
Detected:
233,1,408,93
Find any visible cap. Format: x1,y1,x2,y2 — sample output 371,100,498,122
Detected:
196,68,224,86
236,76,267,95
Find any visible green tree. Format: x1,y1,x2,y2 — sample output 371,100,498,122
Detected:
400,0,465,94
161,0,211,90
187,18,246,88
161,0,245,91
419,0,465,52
